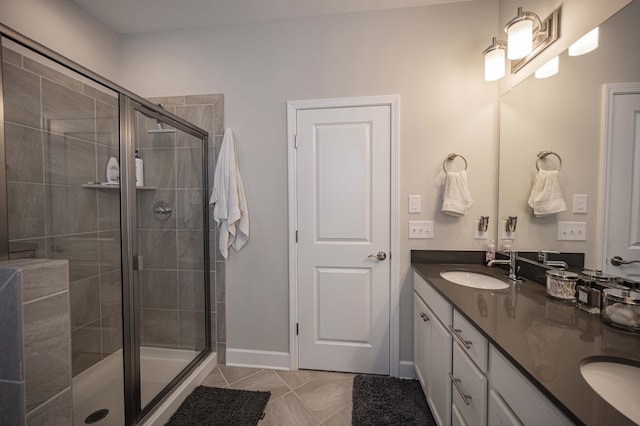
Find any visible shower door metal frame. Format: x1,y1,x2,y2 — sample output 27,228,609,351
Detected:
121,99,212,424
0,23,212,426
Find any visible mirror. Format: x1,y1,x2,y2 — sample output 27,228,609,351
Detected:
498,0,640,268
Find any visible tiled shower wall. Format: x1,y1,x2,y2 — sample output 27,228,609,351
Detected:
2,46,122,376
147,94,226,363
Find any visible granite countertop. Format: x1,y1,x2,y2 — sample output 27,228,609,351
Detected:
412,258,640,426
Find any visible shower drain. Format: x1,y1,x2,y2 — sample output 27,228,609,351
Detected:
85,408,109,424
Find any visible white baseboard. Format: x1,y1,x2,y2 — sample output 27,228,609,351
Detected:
399,361,417,379
226,348,290,370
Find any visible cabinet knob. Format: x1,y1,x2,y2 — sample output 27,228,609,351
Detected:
420,312,429,322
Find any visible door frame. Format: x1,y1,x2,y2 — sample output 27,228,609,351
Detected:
286,95,400,376
597,82,640,271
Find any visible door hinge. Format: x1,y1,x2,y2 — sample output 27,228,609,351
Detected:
295,230,298,243
294,134,298,149
296,323,299,335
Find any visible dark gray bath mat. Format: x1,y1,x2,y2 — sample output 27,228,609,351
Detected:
352,375,436,425
165,385,270,426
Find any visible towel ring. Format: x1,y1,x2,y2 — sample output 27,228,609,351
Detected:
443,153,468,173
536,151,562,171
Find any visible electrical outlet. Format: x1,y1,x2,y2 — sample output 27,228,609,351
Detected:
501,220,515,240
408,195,421,214
474,220,488,239
557,222,586,241
409,221,434,239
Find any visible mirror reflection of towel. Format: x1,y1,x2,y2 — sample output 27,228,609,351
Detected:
442,170,474,216
528,170,567,216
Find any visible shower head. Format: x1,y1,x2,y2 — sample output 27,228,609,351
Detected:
148,120,176,134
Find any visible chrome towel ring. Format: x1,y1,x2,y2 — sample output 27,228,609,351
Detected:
536,151,562,171
443,153,468,173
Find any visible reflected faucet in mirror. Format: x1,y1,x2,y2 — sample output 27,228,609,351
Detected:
538,250,568,269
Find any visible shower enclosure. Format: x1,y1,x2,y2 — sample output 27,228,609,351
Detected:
0,26,211,426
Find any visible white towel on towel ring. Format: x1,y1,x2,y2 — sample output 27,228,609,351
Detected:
210,128,249,259
442,170,474,216
528,169,567,216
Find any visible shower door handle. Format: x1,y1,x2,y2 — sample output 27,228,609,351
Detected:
133,255,144,271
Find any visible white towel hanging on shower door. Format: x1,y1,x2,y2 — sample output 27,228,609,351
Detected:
210,128,249,259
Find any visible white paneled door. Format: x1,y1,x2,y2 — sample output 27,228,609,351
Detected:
602,85,640,280
296,105,391,374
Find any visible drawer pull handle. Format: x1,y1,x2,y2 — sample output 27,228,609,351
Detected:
420,312,430,322
449,373,472,406
449,326,472,349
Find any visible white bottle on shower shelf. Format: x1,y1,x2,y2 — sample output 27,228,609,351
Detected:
135,149,144,187
106,157,119,184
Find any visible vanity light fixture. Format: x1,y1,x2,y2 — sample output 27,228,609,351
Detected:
568,27,599,56
483,37,507,81
535,56,559,79
484,5,561,80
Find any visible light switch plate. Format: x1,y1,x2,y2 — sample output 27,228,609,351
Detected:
408,195,421,214
557,221,586,241
572,194,588,214
409,221,434,239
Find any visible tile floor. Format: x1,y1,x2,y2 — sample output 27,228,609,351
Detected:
201,366,353,425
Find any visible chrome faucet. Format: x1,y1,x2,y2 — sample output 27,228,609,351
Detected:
488,250,521,282
538,250,568,269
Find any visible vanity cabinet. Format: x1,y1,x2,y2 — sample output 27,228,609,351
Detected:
489,345,572,426
413,272,452,426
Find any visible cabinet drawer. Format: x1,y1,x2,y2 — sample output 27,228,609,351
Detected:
452,342,487,426
414,271,452,325
489,345,572,426
452,309,488,372
489,389,522,426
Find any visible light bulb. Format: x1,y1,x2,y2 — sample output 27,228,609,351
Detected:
484,48,506,81
507,19,534,60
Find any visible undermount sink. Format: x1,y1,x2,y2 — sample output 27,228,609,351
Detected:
580,359,640,424
439,271,509,290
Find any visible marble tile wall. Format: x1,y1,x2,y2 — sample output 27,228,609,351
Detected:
0,259,72,426
2,46,122,376
148,94,226,363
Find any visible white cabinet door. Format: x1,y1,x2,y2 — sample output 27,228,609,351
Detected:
430,310,452,426
414,293,431,391
488,389,522,426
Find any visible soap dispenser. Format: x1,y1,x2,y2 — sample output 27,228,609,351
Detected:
106,157,119,184
135,150,144,187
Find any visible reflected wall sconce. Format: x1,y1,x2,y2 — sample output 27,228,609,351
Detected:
479,216,489,232
568,27,599,56
506,216,518,233
535,55,559,79
483,5,561,80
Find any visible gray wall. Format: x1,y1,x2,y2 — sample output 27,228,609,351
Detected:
118,1,500,363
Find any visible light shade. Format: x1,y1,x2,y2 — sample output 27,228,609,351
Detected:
507,19,534,60
483,38,506,81
535,56,559,79
569,27,599,56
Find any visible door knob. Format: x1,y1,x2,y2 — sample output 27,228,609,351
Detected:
368,251,387,261
611,256,640,266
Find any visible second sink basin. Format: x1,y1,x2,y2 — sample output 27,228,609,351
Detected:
440,270,509,290
580,358,640,424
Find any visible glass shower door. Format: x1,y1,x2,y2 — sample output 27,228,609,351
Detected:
131,107,209,412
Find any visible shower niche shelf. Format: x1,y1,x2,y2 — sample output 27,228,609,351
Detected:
81,183,158,190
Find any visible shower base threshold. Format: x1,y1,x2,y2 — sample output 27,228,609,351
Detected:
72,347,216,426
